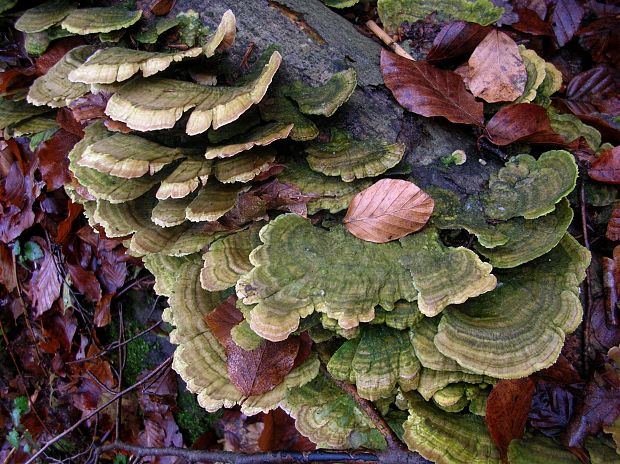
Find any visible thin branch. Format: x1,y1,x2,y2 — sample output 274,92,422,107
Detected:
366,20,414,60
579,177,593,377
319,364,407,451
24,356,173,464
94,442,427,464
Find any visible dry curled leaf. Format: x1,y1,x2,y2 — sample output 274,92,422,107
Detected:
485,378,536,461
344,178,434,243
460,29,527,103
380,50,484,127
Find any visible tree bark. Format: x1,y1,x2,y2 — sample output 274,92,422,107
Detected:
174,0,501,196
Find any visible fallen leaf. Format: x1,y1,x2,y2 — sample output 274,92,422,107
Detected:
607,203,620,241
460,29,527,103
562,349,620,450
550,0,584,47
602,246,620,327
484,103,568,146
511,8,553,36
577,17,620,65
220,410,264,452
529,381,576,437
485,378,536,461
589,146,620,184
67,263,102,303
28,237,62,318
69,93,109,124
564,65,619,117
56,107,85,137
0,242,17,291
34,37,86,75
205,296,303,396
258,408,315,452
36,129,81,191
94,293,113,328
426,21,490,64
381,50,484,126
343,178,434,243
138,0,176,16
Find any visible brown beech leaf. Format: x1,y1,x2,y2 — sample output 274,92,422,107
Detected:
512,8,553,36
343,178,434,243
34,37,86,76
258,408,315,452
550,0,584,47
380,50,484,127
67,263,102,303
484,103,567,146
426,21,490,64
56,108,85,137
485,378,536,461
564,64,619,117
589,146,620,184
607,203,620,242
37,129,81,191
29,237,62,318
459,30,527,103
0,242,17,292
138,0,176,16
602,246,620,327
205,296,302,397
577,17,620,65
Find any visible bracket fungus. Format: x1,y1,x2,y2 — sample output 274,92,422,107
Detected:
204,122,292,159
68,10,236,84
212,148,276,184
156,159,213,200
236,214,418,341
399,228,496,317
305,129,405,182
27,45,95,107
283,68,357,117
327,325,421,400
60,7,142,35
14,0,74,33
475,198,574,268
0,98,48,130
483,150,578,220
162,256,319,414
436,234,590,378
105,50,282,134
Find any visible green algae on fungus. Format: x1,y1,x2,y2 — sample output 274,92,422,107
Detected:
236,214,418,341
436,234,590,378
483,150,578,220
60,7,142,35
283,68,357,117
163,256,319,414
475,198,573,268
0,98,48,130
283,374,386,449
259,93,319,141
14,0,73,33
327,325,421,400
399,228,496,317
402,392,501,464
305,128,405,182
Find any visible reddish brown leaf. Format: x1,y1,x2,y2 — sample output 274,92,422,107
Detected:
221,410,264,452
344,178,434,243
56,107,85,137
205,296,302,397
576,16,619,64
69,93,109,123
426,21,490,64
563,354,620,450
34,37,86,75
381,50,484,126
512,8,554,36
607,203,620,242
459,30,527,103
258,408,315,452
589,146,620,184
94,293,113,327
28,237,62,318
550,0,584,47
0,242,17,291
602,246,620,327
484,103,568,146
37,129,80,191
564,64,619,117
67,263,102,303
55,200,83,245
138,0,176,15
485,378,536,461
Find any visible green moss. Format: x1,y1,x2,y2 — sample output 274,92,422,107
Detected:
175,390,223,444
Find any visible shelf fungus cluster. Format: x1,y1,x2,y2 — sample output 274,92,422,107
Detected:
4,3,602,463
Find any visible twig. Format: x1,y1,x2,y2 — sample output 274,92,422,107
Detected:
579,177,593,377
478,138,508,162
319,365,406,451
94,442,426,464
24,356,173,464
366,20,413,60
116,305,125,441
